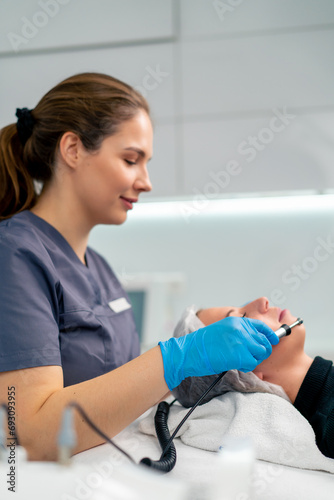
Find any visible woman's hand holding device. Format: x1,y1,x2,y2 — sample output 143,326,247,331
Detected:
159,317,279,390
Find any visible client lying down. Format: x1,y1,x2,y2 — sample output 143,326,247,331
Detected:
172,297,334,460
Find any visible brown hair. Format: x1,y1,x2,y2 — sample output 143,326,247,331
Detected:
0,72,150,220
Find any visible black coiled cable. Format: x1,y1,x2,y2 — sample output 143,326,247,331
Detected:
140,401,176,472
140,371,227,473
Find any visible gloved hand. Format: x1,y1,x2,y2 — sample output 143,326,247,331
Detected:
159,316,279,390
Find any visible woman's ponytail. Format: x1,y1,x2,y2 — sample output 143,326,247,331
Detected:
0,123,36,220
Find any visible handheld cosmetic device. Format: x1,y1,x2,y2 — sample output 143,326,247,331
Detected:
275,317,303,339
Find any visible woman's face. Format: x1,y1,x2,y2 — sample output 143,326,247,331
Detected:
71,109,153,226
197,297,306,373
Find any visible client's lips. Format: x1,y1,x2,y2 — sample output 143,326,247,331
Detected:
120,196,138,209
279,309,288,322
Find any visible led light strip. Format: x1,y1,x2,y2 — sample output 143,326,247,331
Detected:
129,193,334,219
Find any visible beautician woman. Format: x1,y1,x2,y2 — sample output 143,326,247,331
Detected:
0,72,279,461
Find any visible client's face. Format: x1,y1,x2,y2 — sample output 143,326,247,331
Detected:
197,297,306,373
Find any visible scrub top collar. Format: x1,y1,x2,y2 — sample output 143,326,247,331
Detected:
24,210,91,269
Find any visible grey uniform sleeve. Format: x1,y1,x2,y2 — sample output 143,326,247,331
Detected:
0,235,61,372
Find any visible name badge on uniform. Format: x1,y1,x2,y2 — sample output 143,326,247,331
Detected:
108,297,131,313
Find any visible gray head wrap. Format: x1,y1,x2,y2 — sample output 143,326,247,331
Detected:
172,305,290,407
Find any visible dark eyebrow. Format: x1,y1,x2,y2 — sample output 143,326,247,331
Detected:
226,309,234,317
124,147,152,161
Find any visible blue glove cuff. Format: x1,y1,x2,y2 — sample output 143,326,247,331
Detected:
159,338,184,391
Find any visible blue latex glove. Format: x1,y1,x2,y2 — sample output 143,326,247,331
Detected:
159,316,279,390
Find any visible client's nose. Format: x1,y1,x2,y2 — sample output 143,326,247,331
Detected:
247,297,269,315
257,296,270,313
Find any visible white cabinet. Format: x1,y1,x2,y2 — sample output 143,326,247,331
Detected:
0,0,174,54
181,31,334,117
1,1,334,197
182,112,334,196
180,0,334,38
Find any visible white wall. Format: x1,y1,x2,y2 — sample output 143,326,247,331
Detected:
1,0,334,196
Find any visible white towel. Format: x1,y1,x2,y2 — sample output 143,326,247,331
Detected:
139,392,334,474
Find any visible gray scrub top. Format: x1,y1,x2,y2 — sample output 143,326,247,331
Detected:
0,211,140,386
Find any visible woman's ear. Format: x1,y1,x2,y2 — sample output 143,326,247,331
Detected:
58,132,82,169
